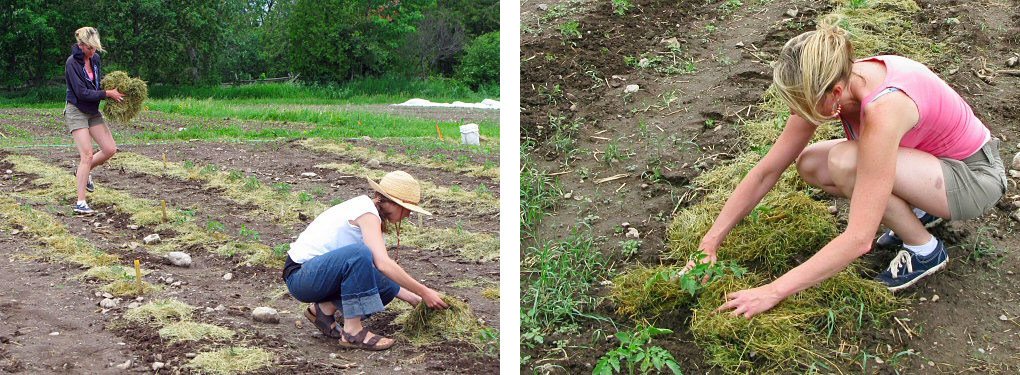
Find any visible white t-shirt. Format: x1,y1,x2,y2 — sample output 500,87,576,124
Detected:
288,195,380,263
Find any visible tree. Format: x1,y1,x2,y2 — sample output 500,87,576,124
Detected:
457,31,498,89
405,8,466,77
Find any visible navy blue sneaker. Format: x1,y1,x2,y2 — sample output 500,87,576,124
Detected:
73,202,95,215
875,213,943,248
876,240,948,292
72,165,95,192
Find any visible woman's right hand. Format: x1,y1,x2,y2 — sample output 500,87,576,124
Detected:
683,238,720,276
421,288,450,310
106,89,124,102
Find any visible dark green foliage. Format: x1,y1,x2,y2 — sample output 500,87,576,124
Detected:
594,325,684,375
457,32,499,89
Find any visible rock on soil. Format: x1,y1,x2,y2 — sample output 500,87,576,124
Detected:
167,252,192,267
223,272,233,281
367,159,381,168
1011,152,1020,170
301,172,317,178
152,362,165,371
1007,56,1019,67
143,233,161,244
624,84,640,94
252,307,279,324
99,298,118,309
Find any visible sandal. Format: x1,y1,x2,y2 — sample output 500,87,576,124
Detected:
303,303,342,339
338,328,394,351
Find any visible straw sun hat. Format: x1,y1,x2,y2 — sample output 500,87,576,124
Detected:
367,171,433,216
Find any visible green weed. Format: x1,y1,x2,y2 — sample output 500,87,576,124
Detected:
594,325,683,375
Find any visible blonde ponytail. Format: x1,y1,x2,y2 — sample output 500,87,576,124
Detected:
772,15,854,125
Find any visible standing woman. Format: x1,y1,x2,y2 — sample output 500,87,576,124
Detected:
65,26,123,214
283,171,449,351
700,16,1007,318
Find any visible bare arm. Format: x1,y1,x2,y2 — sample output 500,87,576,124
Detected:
700,114,817,254
354,213,449,308
719,93,917,317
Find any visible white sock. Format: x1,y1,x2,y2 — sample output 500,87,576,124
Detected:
912,207,926,219
76,200,86,206
904,235,938,257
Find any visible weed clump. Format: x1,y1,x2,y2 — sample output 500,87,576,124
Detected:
187,347,273,375
399,295,485,347
102,279,162,297
101,71,148,123
667,192,837,276
159,321,235,343
78,265,148,282
123,299,194,326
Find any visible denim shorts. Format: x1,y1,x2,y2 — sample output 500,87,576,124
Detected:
284,243,400,319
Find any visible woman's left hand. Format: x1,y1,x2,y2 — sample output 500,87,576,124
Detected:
716,284,784,318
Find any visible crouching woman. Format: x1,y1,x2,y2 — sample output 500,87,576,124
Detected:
282,171,449,350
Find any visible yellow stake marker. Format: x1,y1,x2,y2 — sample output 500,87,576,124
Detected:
161,199,168,223
435,121,443,141
134,259,143,295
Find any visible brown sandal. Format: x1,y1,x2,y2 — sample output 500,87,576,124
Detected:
303,303,342,339
338,328,394,351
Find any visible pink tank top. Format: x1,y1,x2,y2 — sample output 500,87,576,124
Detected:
839,55,990,160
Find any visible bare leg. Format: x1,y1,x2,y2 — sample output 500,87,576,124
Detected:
797,140,949,246
87,124,118,169
71,129,94,202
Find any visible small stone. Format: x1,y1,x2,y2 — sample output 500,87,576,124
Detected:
827,205,839,215
600,280,613,286
300,172,317,178
785,8,798,17
624,84,640,94
127,224,139,230
100,298,118,309
50,331,59,336
978,348,986,354
164,277,174,284
127,302,141,309
1007,56,1019,68
214,304,226,311
735,41,745,48
143,233,161,245
641,183,649,189
874,357,884,364
367,159,381,168
4,169,11,174
625,227,640,239
115,360,131,370
999,314,1009,321
394,366,402,371
136,297,144,301
102,292,114,299
223,272,233,281
152,362,165,371
945,17,960,25
167,252,192,267
621,222,630,227
252,307,280,324
329,353,337,359
185,353,197,359
563,192,572,199
919,297,928,302
1012,152,1020,170
537,3,548,11
927,361,935,366
171,281,182,287
127,242,141,250
1009,170,1020,178
932,294,940,302
361,136,371,141
205,307,215,313
661,37,679,48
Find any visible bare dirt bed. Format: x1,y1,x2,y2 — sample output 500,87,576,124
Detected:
0,134,499,373
522,0,1020,372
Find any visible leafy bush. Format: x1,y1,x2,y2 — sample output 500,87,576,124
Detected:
457,32,499,89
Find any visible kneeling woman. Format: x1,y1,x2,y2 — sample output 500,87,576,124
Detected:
282,171,449,350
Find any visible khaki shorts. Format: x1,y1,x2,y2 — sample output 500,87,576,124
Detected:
64,102,105,133
941,138,1008,220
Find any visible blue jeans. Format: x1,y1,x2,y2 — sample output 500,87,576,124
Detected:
285,243,400,319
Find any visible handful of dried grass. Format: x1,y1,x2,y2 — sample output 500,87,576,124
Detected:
101,71,147,123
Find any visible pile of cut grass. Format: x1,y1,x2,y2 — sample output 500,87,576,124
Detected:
690,269,899,372
396,224,500,262
0,194,119,267
101,71,148,123
315,162,499,214
186,347,274,375
123,299,195,326
398,295,485,347
299,138,500,180
610,264,695,319
667,191,838,276
159,321,235,343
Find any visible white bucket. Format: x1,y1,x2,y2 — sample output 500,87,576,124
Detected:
460,123,480,145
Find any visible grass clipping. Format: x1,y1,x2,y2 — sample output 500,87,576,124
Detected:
187,347,273,375
691,269,899,372
611,264,695,319
101,71,148,123
399,295,484,347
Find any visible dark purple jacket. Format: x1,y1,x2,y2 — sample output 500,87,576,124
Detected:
65,44,106,115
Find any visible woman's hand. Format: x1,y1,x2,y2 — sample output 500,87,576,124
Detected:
106,89,124,102
716,283,783,318
421,288,450,310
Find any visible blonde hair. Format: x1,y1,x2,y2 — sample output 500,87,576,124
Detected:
772,16,853,125
75,27,105,53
